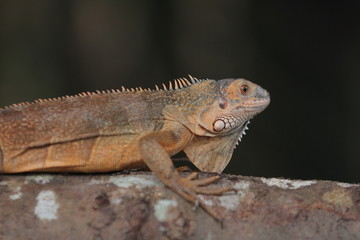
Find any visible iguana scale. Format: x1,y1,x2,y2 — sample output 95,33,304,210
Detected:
0,76,270,218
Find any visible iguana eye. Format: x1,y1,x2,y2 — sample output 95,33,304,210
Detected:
213,120,225,132
240,84,249,95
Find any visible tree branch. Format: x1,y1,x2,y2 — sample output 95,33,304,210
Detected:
0,172,359,240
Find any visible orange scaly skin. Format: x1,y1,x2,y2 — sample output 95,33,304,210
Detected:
0,76,270,219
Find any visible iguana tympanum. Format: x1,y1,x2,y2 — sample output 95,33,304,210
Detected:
0,76,269,218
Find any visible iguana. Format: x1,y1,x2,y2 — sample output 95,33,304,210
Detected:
0,76,270,218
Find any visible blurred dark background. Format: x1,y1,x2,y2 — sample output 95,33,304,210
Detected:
1,1,359,182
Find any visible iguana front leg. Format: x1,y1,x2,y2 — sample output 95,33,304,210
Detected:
138,130,231,219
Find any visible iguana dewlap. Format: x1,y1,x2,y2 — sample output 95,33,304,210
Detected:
0,76,270,218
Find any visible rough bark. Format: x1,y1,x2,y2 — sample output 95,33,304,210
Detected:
0,172,359,240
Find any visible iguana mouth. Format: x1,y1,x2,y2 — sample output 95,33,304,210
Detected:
241,98,270,111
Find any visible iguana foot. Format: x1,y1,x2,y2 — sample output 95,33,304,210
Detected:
176,166,192,172
180,172,233,195
164,171,233,220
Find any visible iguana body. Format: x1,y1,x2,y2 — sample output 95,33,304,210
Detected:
0,76,270,217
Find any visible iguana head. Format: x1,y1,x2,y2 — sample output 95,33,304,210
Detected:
182,78,270,173
191,78,270,136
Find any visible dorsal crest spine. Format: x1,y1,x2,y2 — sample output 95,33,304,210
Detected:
1,75,207,110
